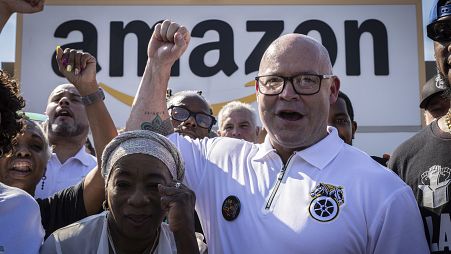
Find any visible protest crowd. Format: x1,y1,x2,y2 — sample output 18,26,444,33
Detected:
0,0,450,253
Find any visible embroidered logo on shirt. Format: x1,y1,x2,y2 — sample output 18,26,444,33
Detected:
419,165,451,208
309,183,344,222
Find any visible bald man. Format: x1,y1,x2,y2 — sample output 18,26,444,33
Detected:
35,84,97,198
126,20,428,253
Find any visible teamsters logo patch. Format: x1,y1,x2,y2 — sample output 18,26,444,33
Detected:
309,183,345,222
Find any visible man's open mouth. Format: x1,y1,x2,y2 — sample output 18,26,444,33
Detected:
277,111,304,121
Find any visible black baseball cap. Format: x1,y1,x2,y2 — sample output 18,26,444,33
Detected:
427,0,451,42
420,76,446,109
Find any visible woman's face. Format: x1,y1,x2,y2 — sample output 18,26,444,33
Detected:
107,153,172,240
0,121,49,195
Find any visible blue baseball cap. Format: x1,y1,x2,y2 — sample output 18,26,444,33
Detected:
427,0,451,41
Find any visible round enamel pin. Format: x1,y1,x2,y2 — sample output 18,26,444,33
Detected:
222,195,241,221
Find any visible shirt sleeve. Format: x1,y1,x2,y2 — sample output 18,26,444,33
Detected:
368,185,429,254
39,234,60,254
0,186,44,254
37,180,87,239
168,133,215,193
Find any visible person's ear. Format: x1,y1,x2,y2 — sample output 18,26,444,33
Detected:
329,76,340,104
351,121,357,139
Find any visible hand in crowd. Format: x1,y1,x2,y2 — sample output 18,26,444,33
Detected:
148,20,191,69
159,181,196,233
0,0,44,14
0,0,45,32
55,47,99,96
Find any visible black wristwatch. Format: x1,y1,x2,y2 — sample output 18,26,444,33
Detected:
81,88,105,106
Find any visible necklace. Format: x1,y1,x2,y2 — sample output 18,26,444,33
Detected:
445,109,451,134
107,223,160,254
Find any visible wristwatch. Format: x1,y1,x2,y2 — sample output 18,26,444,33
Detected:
81,88,105,106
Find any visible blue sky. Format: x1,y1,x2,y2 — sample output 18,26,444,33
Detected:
0,1,436,64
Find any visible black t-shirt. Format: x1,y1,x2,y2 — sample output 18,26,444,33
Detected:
36,180,87,238
388,120,451,253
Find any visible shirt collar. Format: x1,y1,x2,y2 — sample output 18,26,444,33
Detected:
253,126,344,169
296,126,343,170
253,134,277,161
52,147,95,166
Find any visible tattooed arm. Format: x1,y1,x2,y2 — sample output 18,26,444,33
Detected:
125,20,191,134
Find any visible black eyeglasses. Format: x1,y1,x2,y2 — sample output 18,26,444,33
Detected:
427,20,451,43
255,73,334,96
168,106,216,130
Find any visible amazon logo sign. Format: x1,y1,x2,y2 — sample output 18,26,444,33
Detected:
49,18,389,114
19,4,423,135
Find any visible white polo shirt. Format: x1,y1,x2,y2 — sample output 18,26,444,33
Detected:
0,183,44,254
35,147,97,199
169,127,429,254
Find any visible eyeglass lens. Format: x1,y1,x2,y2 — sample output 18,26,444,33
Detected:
258,75,320,95
171,107,213,128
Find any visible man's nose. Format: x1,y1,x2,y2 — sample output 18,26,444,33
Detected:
232,128,241,137
183,115,197,127
58,96,70,106
279,80,301,100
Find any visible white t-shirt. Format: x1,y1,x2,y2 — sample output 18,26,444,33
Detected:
0,183,44,254
35,147,96,199
169,127,429,254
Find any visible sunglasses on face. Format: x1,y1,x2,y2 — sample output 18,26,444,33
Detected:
168,106,216,130
428,20,451,43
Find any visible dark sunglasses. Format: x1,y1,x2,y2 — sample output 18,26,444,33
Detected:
427,20,451,43
168,106,216,130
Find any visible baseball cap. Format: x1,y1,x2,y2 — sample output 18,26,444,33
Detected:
427,0,451,42
420,76,446,109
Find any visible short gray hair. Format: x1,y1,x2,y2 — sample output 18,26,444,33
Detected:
217,101,257,130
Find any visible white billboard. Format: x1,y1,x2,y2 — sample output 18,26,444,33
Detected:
17,1,425,156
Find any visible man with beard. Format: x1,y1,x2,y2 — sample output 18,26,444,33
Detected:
420,75,450,125
34,84,97,198
387,0,451,252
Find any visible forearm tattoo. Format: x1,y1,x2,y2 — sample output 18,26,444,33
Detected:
140,114,174,136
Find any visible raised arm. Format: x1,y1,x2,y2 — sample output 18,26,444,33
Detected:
0,0,44,33
55,47,117,215
125,20,190,134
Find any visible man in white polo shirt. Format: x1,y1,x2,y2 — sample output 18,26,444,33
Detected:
126,20,428,253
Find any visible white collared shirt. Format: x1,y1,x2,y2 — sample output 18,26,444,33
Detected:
35,147,96,199
169,127,429,254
